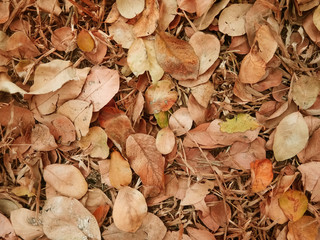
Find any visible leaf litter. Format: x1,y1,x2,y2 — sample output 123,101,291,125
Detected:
1,0,320,239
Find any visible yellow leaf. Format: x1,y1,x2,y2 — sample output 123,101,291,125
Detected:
12,186,35,197
109,151,132,189
279,190,308,222
154,111,169,128
77,30,95,52
219,113,261,133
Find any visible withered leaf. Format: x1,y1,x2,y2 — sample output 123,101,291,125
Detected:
109,151,132,189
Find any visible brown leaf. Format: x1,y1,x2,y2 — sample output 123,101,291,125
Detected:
186,227,216,240
31,124,58,151
0,1,10,24
145,77,178,114
84,31,108,65
51,27,76,52
127,38,149,76
180,181,215,206
287,216,319,240
303,11,320,46
133,0,159,37
260,194,288,224
159,0,178,31
273,112,309,161
0,213,16,240
169,107,193,136
298,162,320,201
155,31,199,80
126,133,165,196
218,4,252,36
109,18,135,49
187,94,207,125
43,164,88,199
36,0,62,15
77,65,120,112
191,81,214,107
10,208,43,240
109,151,132,189
6,31,40,58
112,186,148,233
42,196,101,240
156,127,175,154
239,51,266,84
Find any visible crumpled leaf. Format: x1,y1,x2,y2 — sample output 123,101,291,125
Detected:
287,216,319,240
155,31,199,80
43,164,88,199
10,208,43,240
273,112,309,161
145,77,178,114
116,0,145,19
29,60,78,95
42,196,101,240
126,133,165,197
250,158,273,193
156,127,175,154
109,151,132,189
279,190,308,222
219,113,261,133
77,65,120,112
292,75,320,110
79,126,109,158
112,186,148,233
189,32,220,75
218,4,252,36
57,99,93,139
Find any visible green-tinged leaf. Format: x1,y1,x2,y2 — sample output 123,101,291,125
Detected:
219,113,260,133
154,111,169,128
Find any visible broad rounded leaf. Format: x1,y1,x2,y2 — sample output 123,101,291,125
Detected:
116,0,145,18
42,196,101,240
279,190,308,222
112,187,148,233
43,164,88,199
156,127,175,154
109,151,132,189
273,112,309,161
219,113,260,133
287,216,319,240
127,38,149,76
239,52,266,84
250,159,273,193
169,108,193,136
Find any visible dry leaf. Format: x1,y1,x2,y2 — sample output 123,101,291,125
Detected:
43,164,88,199
303,12,320,46
154,111,169,128
287,216,319,240
51,27,76,52
298,162,320,201
260,194,288,224
218,4,252,36
29,60,78,95
0,1,9,24
116,0,145,19
79,126,109,158
84,31,108,65
126,133,165,196
279,190,308,222
127,38,149,76
187,94,207,125
0,72,27,95
239,51,266,84
250,159,273,193
77,29,95,52
254,25,278,63
189,32,220,75
31,124,58,151
77,66,120,112
273,112,309,161
219,113,261,133
169,107,193,136
181,181,215,206
81,188,112,214
313,5,320,31
112,186,148,233
132,91,145,123
42,196,101,240
156,127,175,154
292,75,320,110
155,31,199,80
133,0,159,37
6,31,40,58
57,100,93,139
164,231,191,240
159,0,178,30
0,213,16,240
10,208,43,240
145,77,178,114
186,227,216,240
109,151,132,189
191,81,215,107
36,0,62,15
144,38,164,83
108,18,135,49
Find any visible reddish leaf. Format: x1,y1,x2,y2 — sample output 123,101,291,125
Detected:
250,159,273,193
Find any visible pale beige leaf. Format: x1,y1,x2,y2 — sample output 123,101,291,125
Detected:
79,126,109,158
116,0,145,19
0,213,16,240
31,124,58,151
298,162,320,192
0,72,27,95
126,134,165,196
159,0,177,30
156,127,175,154
29,60,78,95
187,227,216,240
42,196,101,240
273,112,309,161
189,32,220,74
133,0,159,37
109,18,135,49
43,164,88,199
112,186,148,233
313,5,320,31
127,38,149,76
77,66,119,112
109,151,132,189
10,208,43,240
218,4,252,36
169,108,193,136
51,27,77,52
144,38,164,83
292,75,320,110
57,99,93,139
191,80,214,107
102,223,147,240
254,25,278,63
155,31,199,80
164,231,192,240
81,188,112,214
105,3,120,24
180,181,215,205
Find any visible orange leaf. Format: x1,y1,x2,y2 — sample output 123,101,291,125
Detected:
250,159,273,193
109,151,132,189
93,204,110,227
77,29,95,52
279,190,308,222
155,31,199,80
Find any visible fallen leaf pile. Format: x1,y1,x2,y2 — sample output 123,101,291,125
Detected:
1,0,320,239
